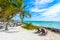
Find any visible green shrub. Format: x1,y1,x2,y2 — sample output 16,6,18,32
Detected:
22,23,37,30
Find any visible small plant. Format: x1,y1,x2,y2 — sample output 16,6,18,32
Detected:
22,23,37,30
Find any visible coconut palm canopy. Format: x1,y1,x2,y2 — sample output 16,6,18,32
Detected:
0,0,31,22
0,0,31,30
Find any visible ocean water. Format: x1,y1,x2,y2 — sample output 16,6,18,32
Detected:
24,21,60,29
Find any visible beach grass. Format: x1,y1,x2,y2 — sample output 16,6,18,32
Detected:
22,23,38,30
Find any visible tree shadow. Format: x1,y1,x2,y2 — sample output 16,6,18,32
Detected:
34,31,40,34
0,29,20,33
0,30,6,32
5,31,20,33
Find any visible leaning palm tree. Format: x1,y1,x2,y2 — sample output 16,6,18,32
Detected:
14,0,32,23
0,0,31,30
5,0,32,23
0,0,19,30
3,6,19,30
4,14,16,30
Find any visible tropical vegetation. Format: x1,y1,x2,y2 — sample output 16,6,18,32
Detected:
22,23,38,30
0,0,31,30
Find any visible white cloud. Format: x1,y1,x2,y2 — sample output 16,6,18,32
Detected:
28,0,60,21
27,16,60,21
39,17,60,21
34,0,54,8
42,3,60,17
37,3,60,21
29,3,60,21
35,0,54,4
31,8,47,12
30,0,54,13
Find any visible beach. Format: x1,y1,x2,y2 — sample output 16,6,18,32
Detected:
0,26,60,40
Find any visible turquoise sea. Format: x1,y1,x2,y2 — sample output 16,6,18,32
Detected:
24,21,60,29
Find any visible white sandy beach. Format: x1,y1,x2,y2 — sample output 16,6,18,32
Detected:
0,26,60,40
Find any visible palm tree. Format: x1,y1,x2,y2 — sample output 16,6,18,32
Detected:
0,0,32,30
4,14,16,30
14,0,32,23
0,0,19,30
4,6,19,30
20,10,31,23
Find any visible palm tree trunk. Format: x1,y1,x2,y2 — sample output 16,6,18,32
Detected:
20,17,24,24
5,22,9,30
22,20,23,23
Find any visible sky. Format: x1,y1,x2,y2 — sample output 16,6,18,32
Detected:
13,0,60,21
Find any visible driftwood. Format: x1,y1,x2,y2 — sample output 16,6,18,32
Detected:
35,28,48,35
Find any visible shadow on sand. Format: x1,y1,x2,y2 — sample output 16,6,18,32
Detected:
0,30,20,33
6,31,19,33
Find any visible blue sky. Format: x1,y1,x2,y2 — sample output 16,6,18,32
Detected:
13,0,60,21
